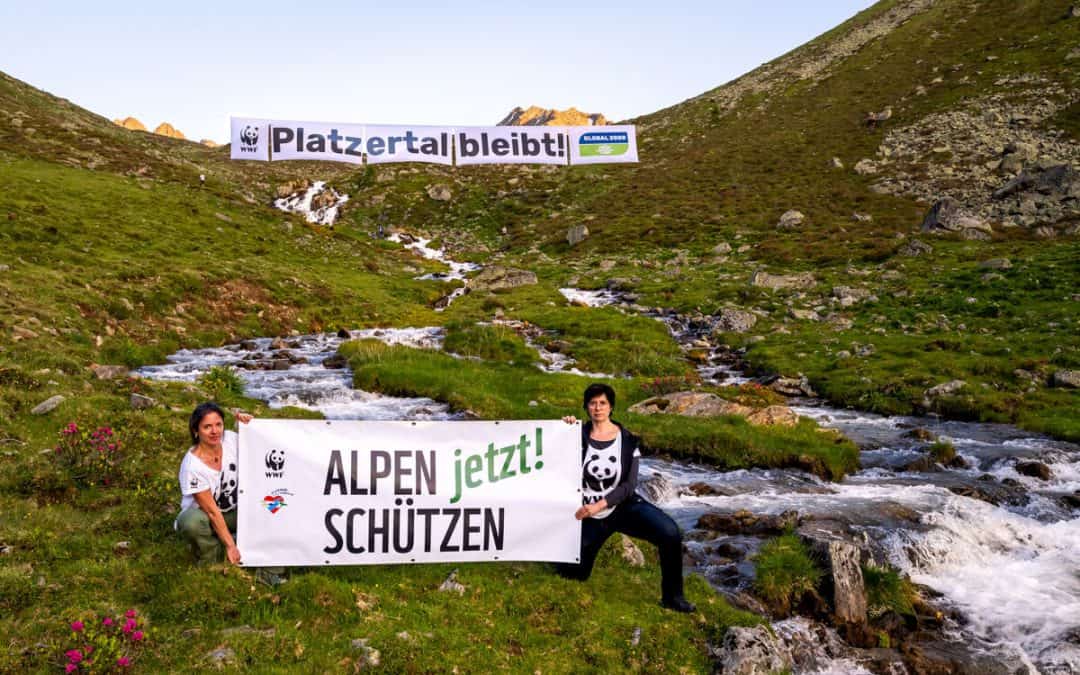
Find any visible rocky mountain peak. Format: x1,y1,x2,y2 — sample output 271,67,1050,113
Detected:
112,116,146,132
498,105,607,126
153,122,186,140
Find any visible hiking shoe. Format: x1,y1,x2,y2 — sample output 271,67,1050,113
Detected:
661,596,696,613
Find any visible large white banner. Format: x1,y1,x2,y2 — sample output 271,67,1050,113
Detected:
568,125,639,165
229,117,636,166
268,120,367,164
230,117,270,161
455,126,569,166
237,419,582,566
364,124,454,165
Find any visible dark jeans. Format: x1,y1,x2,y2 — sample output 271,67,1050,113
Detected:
558,495,685,601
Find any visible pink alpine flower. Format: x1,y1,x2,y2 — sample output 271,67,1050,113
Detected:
65,664,77,674
70,620,84,633
117,656,131,667
132,630,144,642
65,649,83,663
125,609,136,618
102,616,114,627
122,618,136,634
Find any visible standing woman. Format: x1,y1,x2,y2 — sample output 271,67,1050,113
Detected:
560,383,696,612
176,402,251,565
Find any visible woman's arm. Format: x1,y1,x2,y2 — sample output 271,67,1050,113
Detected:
193,490,241,564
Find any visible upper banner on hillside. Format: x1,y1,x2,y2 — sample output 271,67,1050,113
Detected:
229,117,637,166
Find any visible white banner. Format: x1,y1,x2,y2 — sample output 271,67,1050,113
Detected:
364,124,454,165
568,125,638,164
455,126,569,166
230,117,270,161
267,120,366,164
237,419,582,566
230,117,635,165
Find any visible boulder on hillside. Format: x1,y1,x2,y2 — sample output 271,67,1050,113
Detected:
714,308,757,333
566,224,589,246
897,239,933,257
426,184,452,201
921,198,992,240
90,364,129,380
628,391,751,417
777,210,805,229
746,405,799,427
993,163,1080,201
113,116,147,132
750,270,816,290
468,266,537,292
832,286,873,307
853,159,878,175
1051,370,1080,388
153,122,186,140
714,626,794,674
696,509,799,536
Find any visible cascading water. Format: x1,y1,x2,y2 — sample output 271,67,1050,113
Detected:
136,240,1079,672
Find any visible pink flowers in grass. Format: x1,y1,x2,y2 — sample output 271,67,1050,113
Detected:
54,421,126,488
64,608,146,672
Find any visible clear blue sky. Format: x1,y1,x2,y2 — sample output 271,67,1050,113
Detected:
1,1,875,143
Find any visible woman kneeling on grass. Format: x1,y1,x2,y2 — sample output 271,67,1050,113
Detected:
175,402,285,585
560,383,696,613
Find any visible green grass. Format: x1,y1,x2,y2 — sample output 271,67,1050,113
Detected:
862,564,916,619
341,340,859,479
753,533,823,616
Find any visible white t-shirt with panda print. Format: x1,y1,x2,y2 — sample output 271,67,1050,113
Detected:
581,431,640,519
177,429,240,515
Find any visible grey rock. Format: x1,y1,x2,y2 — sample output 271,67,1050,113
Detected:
826,540,867,625
830,157,844,169
438,569,466,595
1015,461,1052,481
977,258,1011,270
638,472,676,504
566,224,589,246
921,198,991,236
898,239,933,257
768,375,817,397
1051,370,1080,388
90,364,129,380
350,638,381,667
1034,225,1057,239
994,164,1078,200
221,625,276,638
715,308,758,333
854,159,878,175
789,308,821,321
203,647,236,666
618,535,645,567
696,509,799,536
426,184,452,201
130,393,156,410
12,326,37,340
925,379,966,398
777,210,805,229
712,242,732,255
750,270,816,290
469,266,538,292
851,212,873,222
832,286,872,307
31,395,65,415
714,625,794,675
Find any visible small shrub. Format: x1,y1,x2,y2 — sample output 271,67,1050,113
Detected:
927,440,956,464
196,365,244,399
62,609,148,673
753,532,822,615
54,423,125,488
862,564,915,618
641,374,701,397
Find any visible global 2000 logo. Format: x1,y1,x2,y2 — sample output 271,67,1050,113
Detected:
263,489,293,514
578,131,629,157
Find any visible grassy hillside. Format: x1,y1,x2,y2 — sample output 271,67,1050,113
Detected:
0,0,1077,670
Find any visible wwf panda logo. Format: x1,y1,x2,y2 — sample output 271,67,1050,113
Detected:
583,447,620,493
240,125,259,147
217,463,238,511
265,448,285,472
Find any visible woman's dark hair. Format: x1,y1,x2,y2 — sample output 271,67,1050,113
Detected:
582,383,616,411
189,401,226,444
